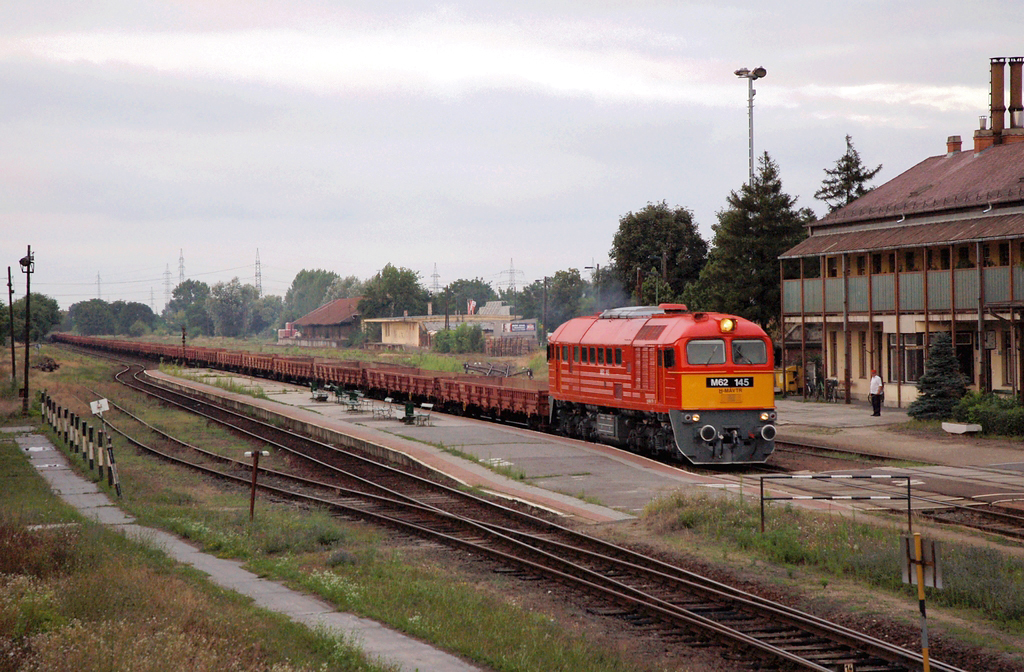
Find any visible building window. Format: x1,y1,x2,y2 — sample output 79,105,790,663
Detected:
982,244,994,267
889,333,925,383
903,251,916,271
956,246,974,268
856,256,866,275
1002,331,1014,387
830,331,837,379
887,253,896,272
859,331,867,379
826,257,838,278
1000,242,1011,266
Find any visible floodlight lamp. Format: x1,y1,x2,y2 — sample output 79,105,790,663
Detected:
734,68,750,78
19,254,33,273
751,66,767,79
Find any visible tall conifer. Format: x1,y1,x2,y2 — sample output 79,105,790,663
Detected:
907,332,966,420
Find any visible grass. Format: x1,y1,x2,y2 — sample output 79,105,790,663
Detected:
0,437,395,672
643,491,1024,632
159,363,271,400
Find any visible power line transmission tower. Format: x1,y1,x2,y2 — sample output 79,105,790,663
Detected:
96,273,101,300
178,249,185,285
430,263,441,295
255,249,262,298
498,259,524,315
163,264,171,310
150,288,155,312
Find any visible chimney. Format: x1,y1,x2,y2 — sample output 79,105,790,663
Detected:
975,58,1007,152
1005,57,1024,144
946,135,962,155
427,301,433,316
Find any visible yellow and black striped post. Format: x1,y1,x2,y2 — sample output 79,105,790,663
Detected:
914,532,930,672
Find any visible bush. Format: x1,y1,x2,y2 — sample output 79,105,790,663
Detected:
952,391,1024,435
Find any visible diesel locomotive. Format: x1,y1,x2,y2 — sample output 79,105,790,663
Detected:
546,304,776,464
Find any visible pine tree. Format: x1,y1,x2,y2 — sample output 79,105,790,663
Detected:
682,152,812,329
907,332,967,420
814,135,882,213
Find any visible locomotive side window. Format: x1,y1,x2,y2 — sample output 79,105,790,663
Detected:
615,348,622,365
731,339,767,365
562,345,568,361
663,348,675,368
686,339,725,365
597,348,604,364
574,346,579,362
590,347,596,363
581,347,588,363
606,348,612,364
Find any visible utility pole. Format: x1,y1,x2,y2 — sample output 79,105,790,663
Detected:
7,267,15,383
19,246,33,416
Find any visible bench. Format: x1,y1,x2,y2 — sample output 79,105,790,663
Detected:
373,398,395,420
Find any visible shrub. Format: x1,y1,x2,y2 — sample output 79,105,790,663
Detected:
952,391,1024,435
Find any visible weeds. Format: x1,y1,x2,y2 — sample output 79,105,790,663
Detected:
644,491,1024,629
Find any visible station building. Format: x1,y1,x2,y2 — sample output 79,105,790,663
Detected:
779,57,1024,407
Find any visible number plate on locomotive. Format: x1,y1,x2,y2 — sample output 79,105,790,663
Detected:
706,377,754,388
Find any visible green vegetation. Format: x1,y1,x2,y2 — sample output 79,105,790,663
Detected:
159,363,271,400
644,492,1024,630
0,437,392,672
952,391,1024,436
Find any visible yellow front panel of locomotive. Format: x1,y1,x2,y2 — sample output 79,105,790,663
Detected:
676,372,775,409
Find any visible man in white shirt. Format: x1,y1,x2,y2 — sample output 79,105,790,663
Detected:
869,370,884,416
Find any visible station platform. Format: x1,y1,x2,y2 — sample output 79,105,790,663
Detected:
145,370,1024,522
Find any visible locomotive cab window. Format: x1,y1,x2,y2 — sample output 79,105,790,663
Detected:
731,339,767,365
662,348,675,368
686,339,725,365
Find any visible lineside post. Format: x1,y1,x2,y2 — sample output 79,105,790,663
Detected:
915,533,931,672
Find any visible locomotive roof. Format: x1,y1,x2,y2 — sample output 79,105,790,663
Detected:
550,305,767,347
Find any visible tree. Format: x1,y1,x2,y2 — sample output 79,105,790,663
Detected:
283,269,340,322
609,201,708,303
683,152,813,329
907,333,966,420
164,279,214,336
206,278,259,337
68,299,115,336
433,323,485,354
11,293,62,341
249,295,284,336
323,275,366,302
545,269,586,331
358,264,429,319
445,278,497,315
110,301,157,335
814,135,882,213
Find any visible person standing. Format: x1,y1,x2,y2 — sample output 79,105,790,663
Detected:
869,369,884,416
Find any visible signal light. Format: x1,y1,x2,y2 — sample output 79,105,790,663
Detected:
719,318,736,333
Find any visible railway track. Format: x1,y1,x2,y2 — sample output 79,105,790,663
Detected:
69,359,964,672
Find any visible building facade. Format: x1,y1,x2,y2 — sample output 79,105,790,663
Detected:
780,57,1024,407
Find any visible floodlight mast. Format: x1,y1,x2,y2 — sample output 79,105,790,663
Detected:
735,66,767,185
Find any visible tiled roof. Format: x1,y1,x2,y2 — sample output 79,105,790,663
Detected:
293,298,362,326
781,212,1024,258
816,141,1024,228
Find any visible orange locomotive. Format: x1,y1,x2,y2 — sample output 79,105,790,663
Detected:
546,304,777,464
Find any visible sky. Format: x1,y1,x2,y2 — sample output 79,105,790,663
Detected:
2,1,1021,311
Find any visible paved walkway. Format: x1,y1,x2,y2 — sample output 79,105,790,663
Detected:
776,398,1024,468
8,425,483,672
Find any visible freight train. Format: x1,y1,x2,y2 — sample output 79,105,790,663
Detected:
53,304,776,465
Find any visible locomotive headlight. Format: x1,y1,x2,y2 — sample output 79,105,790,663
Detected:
759,411,770,422
719,318,735,333
691,413,700,423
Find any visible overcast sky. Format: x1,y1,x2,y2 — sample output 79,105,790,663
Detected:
2,1,1020,311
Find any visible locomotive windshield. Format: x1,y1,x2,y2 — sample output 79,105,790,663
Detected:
686,339,725,365
731,339,767,365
